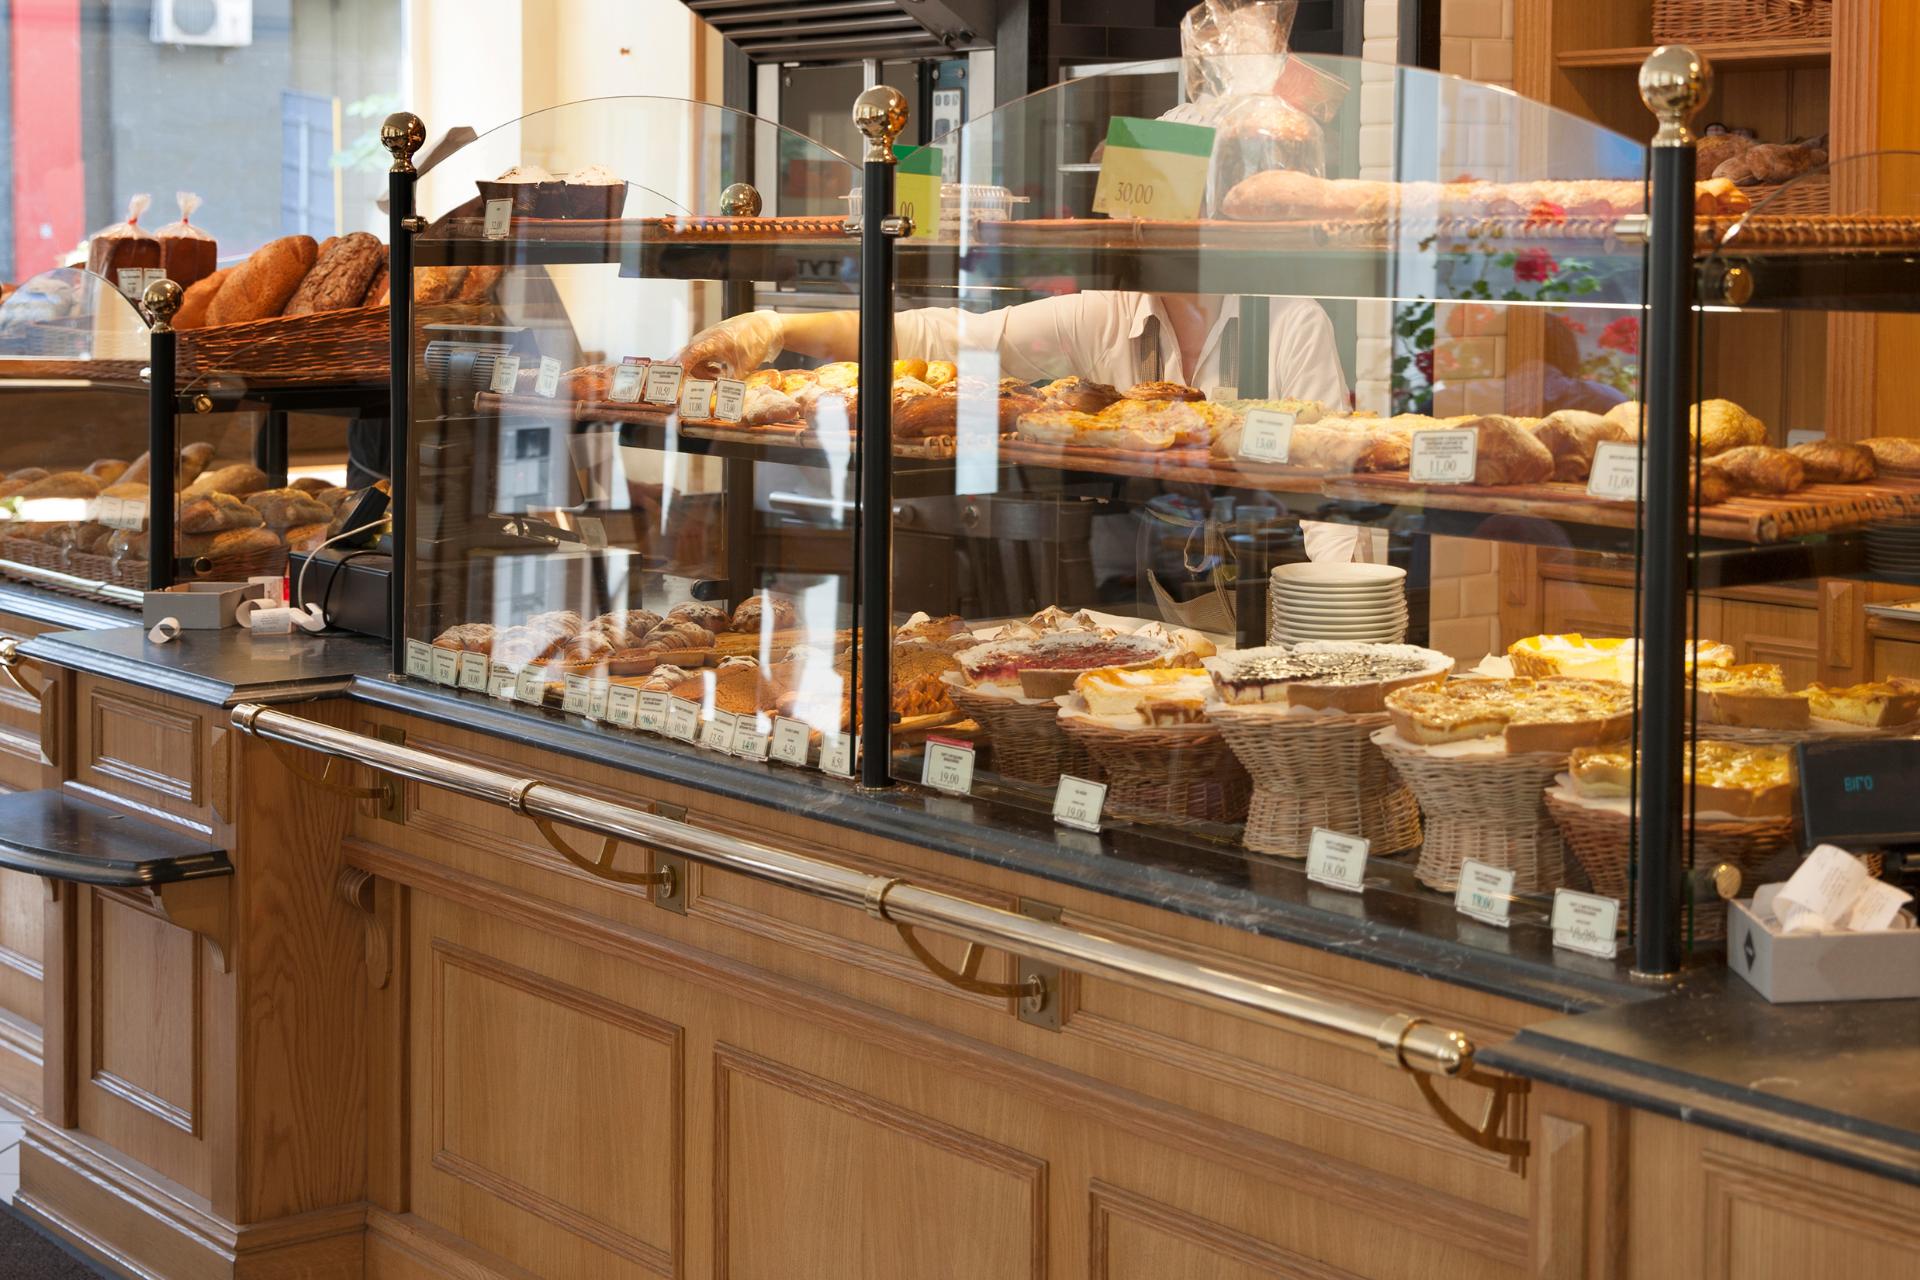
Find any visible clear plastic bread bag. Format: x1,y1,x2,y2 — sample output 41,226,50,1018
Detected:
156,192,218,290
85,194,162,293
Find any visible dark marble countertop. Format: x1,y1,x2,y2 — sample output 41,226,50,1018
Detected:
22,625,390,707
0,582,136,633
1483,970,1920,1188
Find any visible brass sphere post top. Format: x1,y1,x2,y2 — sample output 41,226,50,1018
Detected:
1639,45,1711,146
381,111,427,173
143,276,183,331
718,182,763,217
852,85,908,164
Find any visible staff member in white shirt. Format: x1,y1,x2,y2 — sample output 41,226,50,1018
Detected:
677,290,1372,562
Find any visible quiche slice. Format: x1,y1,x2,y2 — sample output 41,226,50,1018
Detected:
1386,677,1635,753
1569,740,1794,819
1694,663,1810,730
1805,679,1920,728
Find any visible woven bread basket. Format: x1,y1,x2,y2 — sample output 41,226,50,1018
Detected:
946,681,1101,788
1374,730,1569,893
1209,705,1420,857
1057,712,1250,826
1654,0,1830,42
1694,718,1915,748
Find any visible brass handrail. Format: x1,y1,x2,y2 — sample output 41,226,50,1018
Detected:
230,704,1505,1097
0,638,44,703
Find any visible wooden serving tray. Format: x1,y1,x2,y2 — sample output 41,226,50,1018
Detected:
997,439,1328,493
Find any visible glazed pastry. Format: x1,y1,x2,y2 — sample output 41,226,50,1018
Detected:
1038,376,1122,415
1707,445,1804,495
1123,380,1205,403
1531,409,1633,482
1788,439,1876,484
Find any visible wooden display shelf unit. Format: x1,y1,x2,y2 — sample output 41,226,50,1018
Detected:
1556,36,1831,71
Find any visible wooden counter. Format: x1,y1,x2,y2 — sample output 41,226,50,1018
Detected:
1,632,1916,1279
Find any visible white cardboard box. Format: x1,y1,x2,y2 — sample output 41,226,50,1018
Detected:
1727,898,1920,1003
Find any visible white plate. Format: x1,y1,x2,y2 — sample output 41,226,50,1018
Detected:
1275,602,1409,617
1276,614,1409,628
1274,627,1410,641
1272,579,1407,593
1270,562,1406,587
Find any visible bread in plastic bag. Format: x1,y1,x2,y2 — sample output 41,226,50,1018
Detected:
87,194,162,296
157,192,218,290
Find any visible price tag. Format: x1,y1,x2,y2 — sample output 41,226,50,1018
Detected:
430,647,461,687
587,678,611,721
116,268,145,300
1090,117,1216,221
1209,384,1239,402
404,638,434,680
733,716,772,760
607,362,644,403
606,684,639,727
1455,859,1516,928
457,651,490,692
1551,889,1621,958
667,697,701,741
483,197,515,240
678,378,715,421
488,354,521,394
561,673,591,715
922,738,975,795
1306,827,1369,893
643,363,684,405
490,662,517,700
771,717,812,766
700,710,738,752
1238,409,1296,464
638,690,670,732
1410,428,1479,485
534,356,562,399
713,378,746,422
514,666,548,704
820,731,854,778
1052,775,1108,832
1586,441,1641,500
895,144,943,240
144,267,169,298
105,496,147,530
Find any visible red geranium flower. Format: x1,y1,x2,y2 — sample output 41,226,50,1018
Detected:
1524,200,1568,227
1600,315,1640,355
1563,318,1589,335
1413,349,1435,382
1514,248,1559,283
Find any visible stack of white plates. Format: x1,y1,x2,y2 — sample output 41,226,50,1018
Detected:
1268,562,1409,644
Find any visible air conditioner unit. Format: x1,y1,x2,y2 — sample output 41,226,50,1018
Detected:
150,0,253,48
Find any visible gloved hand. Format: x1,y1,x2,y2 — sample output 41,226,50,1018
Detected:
674,310,786,381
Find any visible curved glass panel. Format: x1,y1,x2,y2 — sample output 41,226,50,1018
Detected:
884,54,1656,946
403,99,864,752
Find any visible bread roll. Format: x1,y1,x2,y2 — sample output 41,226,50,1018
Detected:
119,452,153,486
174,267,230,329
1709,445,1804,494
1859,437,1920,475
182,462,270,499
413,265,468,304
1442,415,1555,486
1789,439,1875,484
243,487,332,529
176,441,215,489
198,526,282,562
1532,409,1632,482
283,231,383,315
205,235,319,325
17,472,105,499
893,392,958,440
179,492,265,533
84,458,129,482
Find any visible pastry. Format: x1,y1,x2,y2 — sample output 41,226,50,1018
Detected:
1570,740,1794,819
1695,664,1810,730
290,476,332,494
1124,380,1205,403
665,600,730,633
1204,643,1453,712
1532,409,1633,482
731,593,797,634
896,613,967,645
1386,677,1636,753
641,620,717,651
244,487,333,529
1695,129,1754,180
1694,466,1736,507
1707,445,1804,495
1714,140,1826,186
1602,399,1762,456
1016,408,1174,451
893,391,959,440
454,264,503,304
206,234,319,324
432,623,496,653
923,360,958,387
814,361,859,390
283,231,383,315
1075,667,1214,724
1037,376,1122,414
1419,415,1554,486
1859,437,1920,476
565,363,618,402
178,492,265,533
174,267,230,329
958,632,1173,698
1805,680,1920,728
197,526,282,562
741,384,802,427
587,610,662,647
1507,634,1735,682
182,463,271,499
365,264,389,307
893,359,928,381
1788,439,1876,484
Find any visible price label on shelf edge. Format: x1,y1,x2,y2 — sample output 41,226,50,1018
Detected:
488,354,521,394
1551,889,1622,959
607,362,644,403
1305,827,1369,893
490,662,517,701
1052,775,1108,832
1586,440,1641,501
1237,408,1296,465
513,666,547,704
1410,427,1479,485
713,378,747,422
679,378,716,421
922,738,976,796
561,673,591,716
771,717,812,766
483,197,515,240
700,709,739,753
586,678,612,722
1090,116,1216,222
404,639,434,680
733,717,772,760
534,356,562,399
820,731,854,778
667,697,701,741
606,684,640,728
643,363,684,405
457,651,490,692
638,690,671,733
430,647,461,687
1455,859,1517,929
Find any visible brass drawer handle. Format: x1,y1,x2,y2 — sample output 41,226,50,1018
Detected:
0,638,43,704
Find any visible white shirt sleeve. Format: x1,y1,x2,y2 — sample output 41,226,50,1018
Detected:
1267,297,1350,409
893,294,1139,384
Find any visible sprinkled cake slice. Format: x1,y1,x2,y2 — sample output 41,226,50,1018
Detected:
1204,642,1453,713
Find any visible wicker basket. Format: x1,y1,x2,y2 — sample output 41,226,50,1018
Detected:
177,304,389,388
1374,730,1568,893
1209,705,1420,857
1742,174,1830,217
1694,719,1915,749
1654,0,1830,42
945,682,1100,788
1057,713,1251,826
66,549,148,591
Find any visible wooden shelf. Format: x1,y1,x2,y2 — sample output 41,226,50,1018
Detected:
1557,36,1830,72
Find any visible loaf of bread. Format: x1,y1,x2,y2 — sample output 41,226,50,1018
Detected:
0,468,48,500
84,458,129,482
175,441,215,489
1789,439,1876,484
119,452,153,486
156,193,218,290
1532,409,1633,482
1860,437,1920,475
179,492,265,533
413,265,469,304
198,526,282,562
1714,141,1826,186
182,462,270,499
453,264,502,304
1695,129,1754,180
174,268,229,329
205,235,318,325
283,231,383,315
17,471,105,500
100,481,150,501
243,487,332,529
284,523,329,553
893,392,959,440
364,264,389,308
1710,445,1804,495
1445,415,1555,486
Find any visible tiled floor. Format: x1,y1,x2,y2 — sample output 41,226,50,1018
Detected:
0,1103,21,1203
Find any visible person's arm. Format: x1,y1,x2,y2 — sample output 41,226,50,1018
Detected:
1268,298,1351,409
675,307,949,378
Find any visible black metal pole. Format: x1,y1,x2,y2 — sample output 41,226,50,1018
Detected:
1634,47,1709,980
853,86,905,789
383,112,424,670
143,282,181,592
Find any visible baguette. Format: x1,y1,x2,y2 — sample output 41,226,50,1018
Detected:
206,235,318,325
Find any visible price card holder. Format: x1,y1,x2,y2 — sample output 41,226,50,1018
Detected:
667,697,701,741
922,738,976,796
1551,889,1621,958
490,662,517,701
643,364,684,406
607,362,644,403
117,268,144,300
733,716,772,760
514,667,548,705
679,378,716,421
1455,859,1516,929
483,197,514,240
1305,828,1369,893
534,356,562,399
561,674,591,716
606,684,640,728
107,497,148,531
713,378,746,423
1051,775,1108,832
1090,117,1216,221
895,144,943,240
488,354,521,394
700,710,738,753
457,651,490,692
1238,409,1296,464
404,639,434,680
586,679,611,722
771,717,812,766
428,648,459,687
820,732,854,778
1410,428,1479,484
638,690,671,733
1586,441,1641,501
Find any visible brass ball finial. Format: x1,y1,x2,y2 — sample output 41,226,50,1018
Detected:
381,111,427,173
143,276,183,331
718,182,763,217
852,85,908,164
1639,45,1711,147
